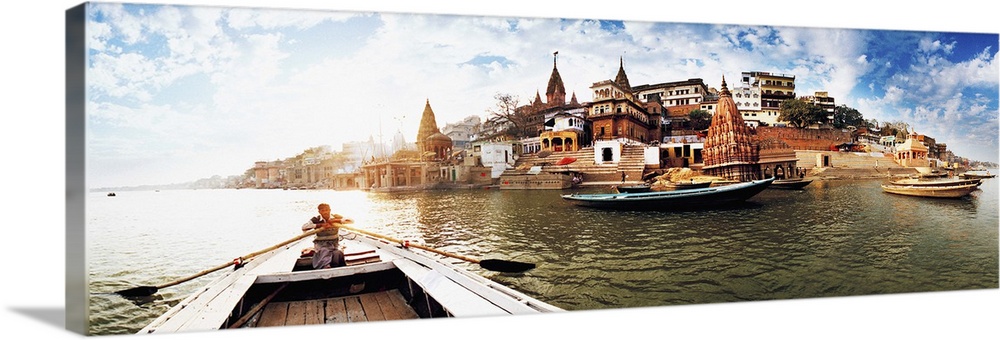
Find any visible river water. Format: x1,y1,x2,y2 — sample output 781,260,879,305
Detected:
85,177,999,335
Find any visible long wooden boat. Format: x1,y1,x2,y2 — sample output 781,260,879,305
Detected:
138,229,561,334
889,177,982,187
959,170,996,179
614,184,652,193
880,182,980,198
560,177,774,210
768,178,813,190
657,181,713,191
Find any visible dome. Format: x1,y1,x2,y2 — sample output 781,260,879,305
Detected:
428,132,452,143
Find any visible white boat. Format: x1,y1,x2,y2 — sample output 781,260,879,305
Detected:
880,182,980,198
136,225,561,334
889,177,982,187
959,170,996,179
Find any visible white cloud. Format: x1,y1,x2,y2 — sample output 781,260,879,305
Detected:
92,3,147,44
83,4,999,187
224,6,357,29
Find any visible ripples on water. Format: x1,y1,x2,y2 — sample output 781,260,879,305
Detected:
86,179,999,335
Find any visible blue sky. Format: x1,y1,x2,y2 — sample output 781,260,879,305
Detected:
83,1,999,188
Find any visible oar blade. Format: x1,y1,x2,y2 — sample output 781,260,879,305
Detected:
478,259,535,273
115,286,158,297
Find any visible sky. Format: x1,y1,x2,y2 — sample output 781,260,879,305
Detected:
83,2,999,188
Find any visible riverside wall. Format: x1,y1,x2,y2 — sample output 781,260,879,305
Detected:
756,126,852,151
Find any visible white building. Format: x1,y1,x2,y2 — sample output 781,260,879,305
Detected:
470,141,517,178
442,115,481,149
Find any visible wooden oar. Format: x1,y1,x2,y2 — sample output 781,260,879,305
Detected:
115,228,325,297
336,224,535,273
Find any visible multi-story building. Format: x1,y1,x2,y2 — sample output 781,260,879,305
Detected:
800,91,836,128
540,106,588,152
732,82,765,126
740,71,796,126
632,78,709,110
588,57,661,144
253,160,285,188
915,134,938,160
441,115,481,150
633,78,709,133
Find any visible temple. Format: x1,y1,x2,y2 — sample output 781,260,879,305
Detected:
701,77,761,181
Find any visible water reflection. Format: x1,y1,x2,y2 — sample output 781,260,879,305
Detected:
86,178,998,335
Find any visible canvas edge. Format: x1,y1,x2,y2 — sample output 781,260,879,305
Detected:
66,1,88,336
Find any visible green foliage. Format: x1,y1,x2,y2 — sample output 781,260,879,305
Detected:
833,105,864,129
778,98,825,128
687,109,712,130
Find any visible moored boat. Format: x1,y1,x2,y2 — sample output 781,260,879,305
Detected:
880,182,980,198
137,225,561,334
657,180,713,191
560,177,774,210
614,184,652,193
768,178,813,190
959,170,996,179
889,177,982,187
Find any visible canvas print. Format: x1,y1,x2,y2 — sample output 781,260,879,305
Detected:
67,1,999,336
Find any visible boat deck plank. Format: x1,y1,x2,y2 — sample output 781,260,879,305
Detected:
257,301,289,327
256,290,417,327
375,289,419,320
344,296,367,322
143,239,310,333
285,301,308,326
323,298,349,323
358,293,386,321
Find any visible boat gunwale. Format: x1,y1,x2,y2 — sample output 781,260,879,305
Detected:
563,178,774,201
141,229,562,334
880,182,980,198
346,233,563,314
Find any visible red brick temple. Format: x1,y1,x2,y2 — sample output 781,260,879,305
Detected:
702,77,762,181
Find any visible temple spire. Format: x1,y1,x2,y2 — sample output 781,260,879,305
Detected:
614,56,631,92
546,51,566,106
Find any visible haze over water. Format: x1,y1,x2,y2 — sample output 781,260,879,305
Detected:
86,178,998,335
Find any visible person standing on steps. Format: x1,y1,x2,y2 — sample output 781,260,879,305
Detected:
621,171,627,184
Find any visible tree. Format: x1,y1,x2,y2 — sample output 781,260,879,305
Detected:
883,120,910,139
832,105,864,129
687,109,712,130
484,92,530,138
778,98,825,128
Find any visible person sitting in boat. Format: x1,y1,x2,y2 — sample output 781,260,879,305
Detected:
301,203,352,269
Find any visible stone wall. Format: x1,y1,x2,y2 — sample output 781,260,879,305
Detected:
756,126,852,151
